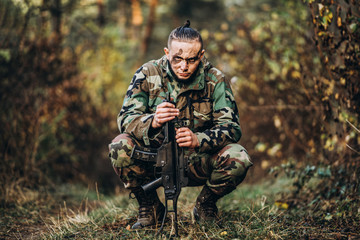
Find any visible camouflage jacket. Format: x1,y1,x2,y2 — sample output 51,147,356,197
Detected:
117,55,242,153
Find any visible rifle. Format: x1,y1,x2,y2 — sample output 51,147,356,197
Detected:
141,93,188,237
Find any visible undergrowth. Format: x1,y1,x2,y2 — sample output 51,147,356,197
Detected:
1,176,359,239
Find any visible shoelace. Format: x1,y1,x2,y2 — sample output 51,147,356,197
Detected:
138,205,154,218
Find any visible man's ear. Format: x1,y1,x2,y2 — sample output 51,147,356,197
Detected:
199,49,205,60
164,48,170,60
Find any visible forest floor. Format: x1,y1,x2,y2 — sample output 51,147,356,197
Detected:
1,177,359,240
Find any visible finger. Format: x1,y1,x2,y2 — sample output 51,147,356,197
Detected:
176,127,189,135
156,108,179,116
176,132,190,140
175,130,186,138
157,110,179,117
178,141,190,147
157,116,176,124
157,105,178,111
176,135,191,143
156,113,178,121
158,102,176,109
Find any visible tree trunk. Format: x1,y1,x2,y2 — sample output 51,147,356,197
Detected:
51,0,61,36
97,0,105,27
140,0,158,58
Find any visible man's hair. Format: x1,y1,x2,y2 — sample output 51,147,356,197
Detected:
167,20,203,50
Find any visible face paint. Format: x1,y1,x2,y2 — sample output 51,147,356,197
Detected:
171,49,184,65
167,41,204,81
177,49,183,55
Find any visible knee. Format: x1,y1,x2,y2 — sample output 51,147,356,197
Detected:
217,143,253,181
108,134,136,174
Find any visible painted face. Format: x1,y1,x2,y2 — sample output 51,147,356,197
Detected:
164,40,205,81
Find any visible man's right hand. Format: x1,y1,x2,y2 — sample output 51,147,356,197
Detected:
152,102,179,129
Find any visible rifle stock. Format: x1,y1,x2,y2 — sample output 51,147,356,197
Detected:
141,177,162,193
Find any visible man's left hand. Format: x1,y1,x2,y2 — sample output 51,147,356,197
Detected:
175,127,199,148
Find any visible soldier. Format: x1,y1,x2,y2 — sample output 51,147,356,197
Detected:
109,20,252,229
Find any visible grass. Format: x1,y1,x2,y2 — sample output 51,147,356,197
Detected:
1,177,359,239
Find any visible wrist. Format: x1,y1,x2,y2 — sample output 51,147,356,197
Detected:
192,132,200,148
152,116,161,129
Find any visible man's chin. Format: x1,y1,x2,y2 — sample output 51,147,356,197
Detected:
175,74,192,82
175,77,191,83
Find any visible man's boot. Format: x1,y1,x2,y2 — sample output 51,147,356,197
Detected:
193,185,222,222
130,187,165,229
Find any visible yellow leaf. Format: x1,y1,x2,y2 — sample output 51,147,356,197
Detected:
273,115,281,128
220,231,228,236
340,77,346,85
318,4,324,15
214,32,225,41
201,29,210,40
293,129,300,136
275,201,289,209
337,17,342,27
261,160,270,170
308,139,315,147
291,70,301,79
327,11,333,20
256,143,267,152
237,29,245,37
221,23,229,31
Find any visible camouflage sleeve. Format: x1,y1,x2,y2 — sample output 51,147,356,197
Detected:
195,75,242,153
117,66,157,146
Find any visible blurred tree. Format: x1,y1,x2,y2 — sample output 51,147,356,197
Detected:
97,0,106,26
140,0,158,58
0,0,120,202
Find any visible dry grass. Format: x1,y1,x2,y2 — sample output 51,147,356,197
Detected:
1,178,359,239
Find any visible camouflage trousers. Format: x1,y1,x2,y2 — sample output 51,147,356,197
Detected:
109,134,253,196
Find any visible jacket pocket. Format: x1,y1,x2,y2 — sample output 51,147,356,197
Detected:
192,101,213,130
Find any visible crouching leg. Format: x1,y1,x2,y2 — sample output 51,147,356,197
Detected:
108,134,165,228
193,143,253,221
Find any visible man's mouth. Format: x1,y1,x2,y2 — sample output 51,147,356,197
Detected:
179,73,190,77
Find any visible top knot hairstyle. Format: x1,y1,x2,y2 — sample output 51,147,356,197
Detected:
167,20,203,50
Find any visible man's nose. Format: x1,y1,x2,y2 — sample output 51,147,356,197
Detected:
180,60,189,70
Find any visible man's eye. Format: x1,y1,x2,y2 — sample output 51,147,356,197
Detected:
188,58,196,64
174,57,182,62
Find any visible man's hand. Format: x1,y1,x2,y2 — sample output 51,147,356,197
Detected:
152,102,179,129
176,127,199,148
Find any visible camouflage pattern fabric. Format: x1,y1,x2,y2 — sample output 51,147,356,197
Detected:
109,134,156,188
109,134,252,195
117,55,242,153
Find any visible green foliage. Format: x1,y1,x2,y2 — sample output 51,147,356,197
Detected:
78,25,136,117
286,0,360,204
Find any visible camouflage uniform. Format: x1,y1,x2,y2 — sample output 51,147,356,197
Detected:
109,55,252,196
